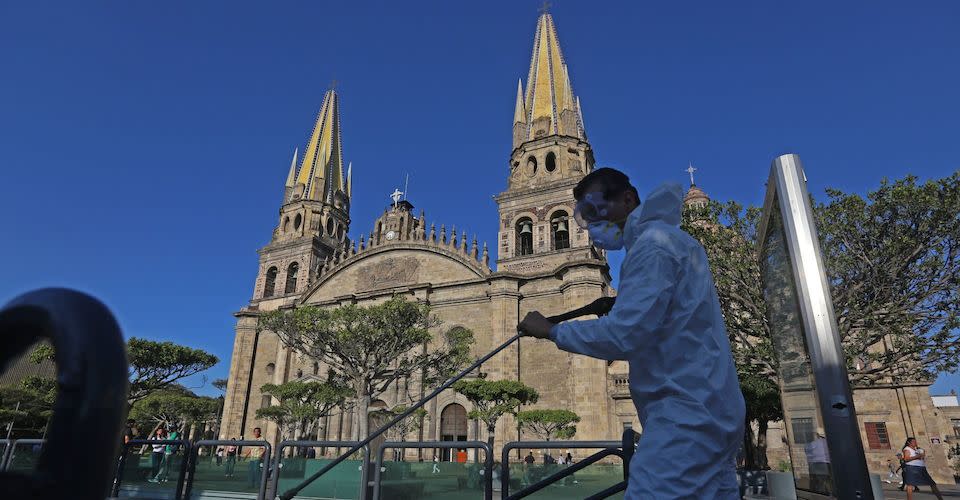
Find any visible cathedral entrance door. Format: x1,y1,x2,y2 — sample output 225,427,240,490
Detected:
440,403,468,461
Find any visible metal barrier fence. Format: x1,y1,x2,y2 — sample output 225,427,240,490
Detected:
0,439,9,470
2,439,46,472
372,440,493,500
270,440,368,500
501,434,631,500
112,439,191,500
183,439,271,500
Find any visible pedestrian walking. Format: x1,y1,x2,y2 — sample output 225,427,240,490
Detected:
902,437,943,500
225,439,238,477
148,428,167,482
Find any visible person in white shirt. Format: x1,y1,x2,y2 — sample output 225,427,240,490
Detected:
902,437,943,500
148,427,167,481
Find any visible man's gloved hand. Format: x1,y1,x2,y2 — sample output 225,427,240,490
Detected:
518,311,555,340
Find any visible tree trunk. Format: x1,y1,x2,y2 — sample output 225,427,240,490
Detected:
742,418,759,469
757,420,769,469
487,423,496,459
355,379,370,441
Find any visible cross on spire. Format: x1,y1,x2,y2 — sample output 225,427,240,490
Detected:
329,79,338,91
538,0,551,14
686,162,697,186
390,188,403,208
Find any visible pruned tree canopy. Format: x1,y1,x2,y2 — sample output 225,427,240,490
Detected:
258,295,474,439
517,409,580,441
453,378,539,449
29,337,218,405
128,386,220,433
256,380,352,441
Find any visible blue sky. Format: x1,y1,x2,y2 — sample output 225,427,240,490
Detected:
1,1,957,396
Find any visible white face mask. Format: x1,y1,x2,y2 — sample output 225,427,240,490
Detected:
587,220,624,250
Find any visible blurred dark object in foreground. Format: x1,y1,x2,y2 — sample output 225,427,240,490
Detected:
0,289,128,499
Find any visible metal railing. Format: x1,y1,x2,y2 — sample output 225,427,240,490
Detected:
270,440,367,500
0,438,45,471
112,439,191,500
372,440,493,500
183,439,271,500
0,439,9,470
500,429,637,499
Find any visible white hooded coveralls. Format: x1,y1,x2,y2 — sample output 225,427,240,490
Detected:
552,183,745,499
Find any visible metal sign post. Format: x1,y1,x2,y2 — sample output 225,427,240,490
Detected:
758,154,873,499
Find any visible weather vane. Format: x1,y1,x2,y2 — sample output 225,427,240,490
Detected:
686,163,697,186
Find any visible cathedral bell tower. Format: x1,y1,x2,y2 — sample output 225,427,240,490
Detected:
252,88,353,301
496,12,599,273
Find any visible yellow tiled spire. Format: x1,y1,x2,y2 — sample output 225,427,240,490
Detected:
295,89,344,202
521,12,584,141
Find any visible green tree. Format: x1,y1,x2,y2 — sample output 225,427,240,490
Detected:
816,173,960,383
682,201,782,469
452,378,539,450
258,296,474,440
517,409,580,441
129,386,220,435
369,404,429,443
31,338,219,405
255,380,352,442
0,377,57,438
682,171,960,468
212,378,229,392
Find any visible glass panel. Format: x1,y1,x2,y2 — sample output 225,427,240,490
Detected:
507,451,624,500
187,444,268,499
380,455,486,500
273,448,363,500
116,442,187,499
7,441,43,472
760,195,833,497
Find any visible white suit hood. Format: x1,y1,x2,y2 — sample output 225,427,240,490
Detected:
623,182,684,250
552,182,745,499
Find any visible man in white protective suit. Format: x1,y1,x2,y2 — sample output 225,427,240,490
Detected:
518,168,745,499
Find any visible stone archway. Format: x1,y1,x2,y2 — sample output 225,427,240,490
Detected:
439,403,468,461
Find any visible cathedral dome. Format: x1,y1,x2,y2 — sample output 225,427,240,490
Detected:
684,184,709,209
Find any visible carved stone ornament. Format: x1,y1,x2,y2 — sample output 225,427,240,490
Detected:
357,256,421,291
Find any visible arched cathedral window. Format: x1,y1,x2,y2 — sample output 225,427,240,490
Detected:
285,262,299,294
551,211,570,250
516,218,534,256
263,267,278,298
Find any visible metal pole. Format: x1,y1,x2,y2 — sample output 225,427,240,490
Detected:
5,401,19,440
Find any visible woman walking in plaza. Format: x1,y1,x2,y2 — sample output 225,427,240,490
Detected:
902,437,943,500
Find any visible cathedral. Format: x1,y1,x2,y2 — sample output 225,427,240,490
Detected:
219,11,639,456
218,9,958,481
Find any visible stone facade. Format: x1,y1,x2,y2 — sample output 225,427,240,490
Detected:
219,12,639,462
